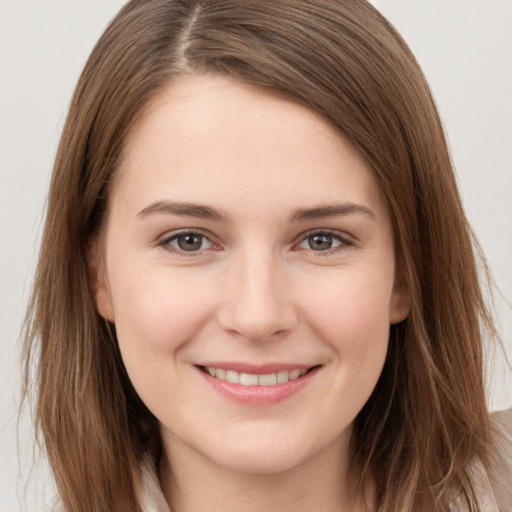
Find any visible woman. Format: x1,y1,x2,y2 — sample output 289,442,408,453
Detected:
22,1,511,511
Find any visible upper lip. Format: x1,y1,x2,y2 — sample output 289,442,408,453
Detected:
197,362,317,374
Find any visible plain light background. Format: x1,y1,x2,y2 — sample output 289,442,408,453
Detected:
1,1,511,510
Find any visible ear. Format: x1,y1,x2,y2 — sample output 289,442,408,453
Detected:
389,261,411,325
85,241,115,322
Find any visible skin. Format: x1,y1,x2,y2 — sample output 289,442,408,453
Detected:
92,75,410,512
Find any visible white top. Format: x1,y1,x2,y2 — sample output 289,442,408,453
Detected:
137,409,512,512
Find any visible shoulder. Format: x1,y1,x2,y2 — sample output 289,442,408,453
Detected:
451,409,511,512
138,455,171,512
488,408,512,511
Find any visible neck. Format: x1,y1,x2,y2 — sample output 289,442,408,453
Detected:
158,432,368,512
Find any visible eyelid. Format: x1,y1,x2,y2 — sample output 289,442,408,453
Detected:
156,227,355,256
158,228,220,254
293,229,355,253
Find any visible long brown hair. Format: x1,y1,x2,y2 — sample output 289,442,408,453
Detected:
22,1,497,511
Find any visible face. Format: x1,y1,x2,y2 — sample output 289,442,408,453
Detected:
93,75,409,476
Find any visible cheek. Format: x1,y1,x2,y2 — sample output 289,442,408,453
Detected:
106,266,219,416
303,268,394,353
291,269,393,446
299,267,392,413
108,265,215,358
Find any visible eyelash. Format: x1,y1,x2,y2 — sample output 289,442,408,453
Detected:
158,229,218,256
157,229,354,257
294,229,354,256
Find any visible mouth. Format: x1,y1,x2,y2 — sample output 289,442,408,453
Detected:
197,364,320,404
199,365,317,386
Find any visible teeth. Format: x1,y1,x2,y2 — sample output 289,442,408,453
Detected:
204,367,310,386
259,373,277,385
289,369,301,380
277,370,289,384
240,373,258,385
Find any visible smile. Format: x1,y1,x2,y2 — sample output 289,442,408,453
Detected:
198,364,320,405
202,366,309,386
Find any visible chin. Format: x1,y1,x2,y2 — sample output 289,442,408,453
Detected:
193,425,341,476
208,443,312,475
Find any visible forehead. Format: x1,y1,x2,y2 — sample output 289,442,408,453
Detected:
114,74,384,218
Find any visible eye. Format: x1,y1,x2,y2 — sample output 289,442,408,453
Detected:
296,231,352,252
160,231,215,252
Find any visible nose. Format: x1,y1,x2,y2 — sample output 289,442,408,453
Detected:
217,251,299,342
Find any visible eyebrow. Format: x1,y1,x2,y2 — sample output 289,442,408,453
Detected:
289,203,376,222
137,200,230,221
136,200,376,222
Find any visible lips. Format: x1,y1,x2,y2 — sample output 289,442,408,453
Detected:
197,364,320,405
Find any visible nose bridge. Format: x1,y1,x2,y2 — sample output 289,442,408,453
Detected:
219,244,297,341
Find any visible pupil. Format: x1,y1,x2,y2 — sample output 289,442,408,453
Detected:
309,233,332,250
178,234,202,251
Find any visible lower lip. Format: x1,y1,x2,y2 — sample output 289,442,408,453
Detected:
198,367,320,405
